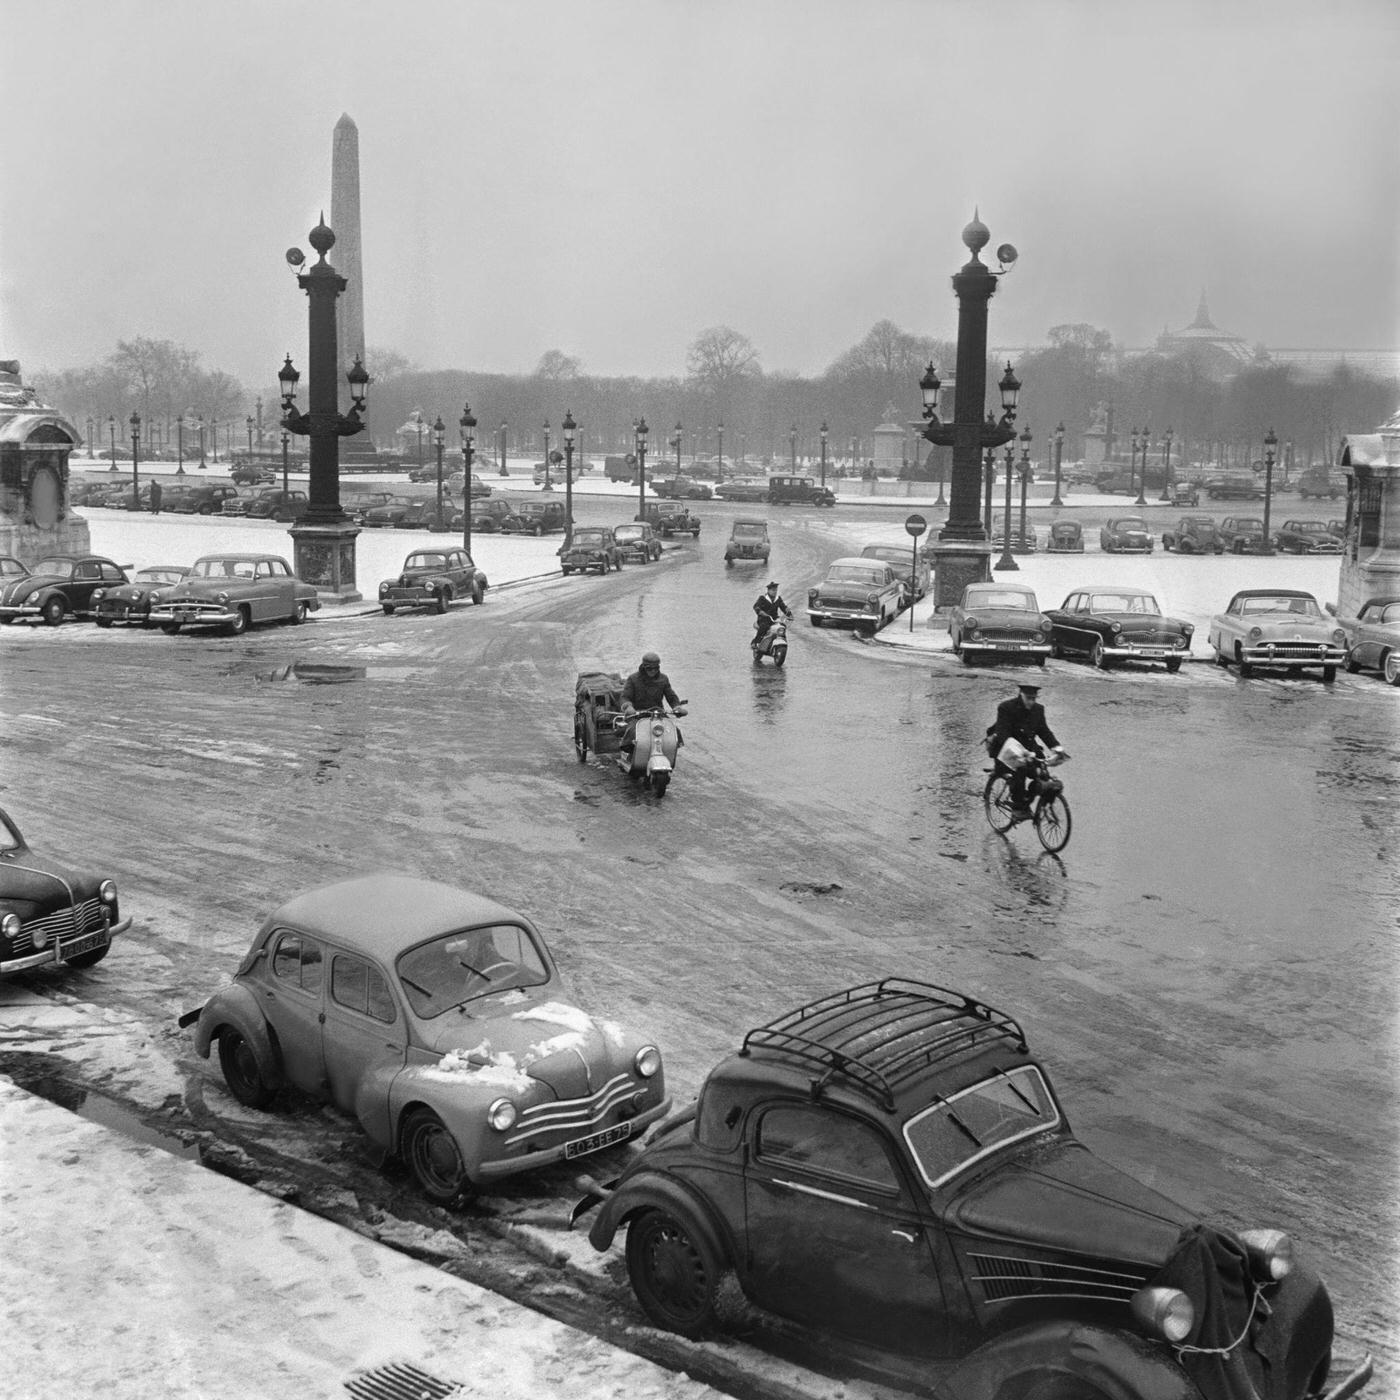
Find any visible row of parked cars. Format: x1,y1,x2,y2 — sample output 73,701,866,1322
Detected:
1013,515,1348,556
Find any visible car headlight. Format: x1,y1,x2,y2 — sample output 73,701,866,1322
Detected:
1183,623,1193,635
379,582,390,596
1331,629,1346,644
92,588,106,603
487,1098,517,1131
964,619,979,635
1,913,20,939
150,590,166,603
634,1045,661,1078
1239,1228,1294,1280
1039,619,1052,634
1110,622,1122,635
1130,1285,1195,1343
216,591,231,605
99,881,117,904
1249,626,1263,640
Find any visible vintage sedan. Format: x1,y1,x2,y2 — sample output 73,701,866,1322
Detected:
614,522,662,564
949,583,1053,665
472,498,516,533
579,980,1368,1400
1221,516,1267,553
221,487,283,518
650,475,713,500
501,500,567,535
713,477,769,502
559,526,624,575
380,548,487,614
807,557,905,630
1339,595,1400,685
1208,589,1348,681
860,544,931,602
767,474,836,507
1047,586,1193,672
343,490,400,524
1,805,130,975
1168,480,1201,507
0,554,130,626
168,484,242,516
1273,520,1343,555
149,553,319,635
1161,515,1225,553
1099,516,1155,553
187,874,671,1204
1044,519,1084,553
92,565,191,627
723,517,771,566
0,556,29,581
991,514,1037,553
361,496,422,528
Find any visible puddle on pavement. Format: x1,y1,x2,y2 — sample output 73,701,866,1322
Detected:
257,661,368,685
21,1073,206,1161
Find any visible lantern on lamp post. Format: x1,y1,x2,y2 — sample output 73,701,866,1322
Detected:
460,403,477,553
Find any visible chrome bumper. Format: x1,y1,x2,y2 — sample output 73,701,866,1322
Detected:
148,604,239,626
1107,643,1190,660
0,604,41,618
809,605,880,623
1,915,131,975
963,640,1052,656
1240,645,1347,667
476,1094,672,1179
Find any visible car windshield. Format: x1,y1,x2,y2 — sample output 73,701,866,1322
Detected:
1294,523,1326,533
396,923,550,1018
405,554,448,569
615,527,642,541
968,588,1037,610
34,558,74,574
138,568,186,584
1239,595,1322,616
827,566,884,585
1089,593,1160,614
903,1065,1060,1190
1114,519,1148,530
572,530,606,544
191,558,259,579
733,524,765,538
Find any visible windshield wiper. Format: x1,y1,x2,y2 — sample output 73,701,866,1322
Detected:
945,1108,981,1147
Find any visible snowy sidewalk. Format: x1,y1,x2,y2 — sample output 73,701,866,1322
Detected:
0,1078,717,1400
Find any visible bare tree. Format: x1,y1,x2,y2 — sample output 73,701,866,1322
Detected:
364,346,416,383
109,337,201,422
685,326,761,392
535,349,582,380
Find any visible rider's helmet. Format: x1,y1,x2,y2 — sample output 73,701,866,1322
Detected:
640,651,661,676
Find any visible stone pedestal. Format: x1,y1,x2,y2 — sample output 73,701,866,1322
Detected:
1338,414,1400,615
290,522,362,603
929,539,993,610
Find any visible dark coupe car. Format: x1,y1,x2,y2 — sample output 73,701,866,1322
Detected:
1099,516,1155,553
472,498,516,532
1046,586,1193,672
361,496,419,527
188,874,670,1204
949,583,1053,665
379,547,487,614
500,500,567,535
580,981,1367,1400
242,489,310,522
860,544,931,601
1220,516,1267,553
1044,520,1084,553
1,805,131,975
650,476,714,501
92,565,191,627
1338,595,1400,685
713,477,769,502
148,554,319,635
1162,515,1225,553
0,554,130,626
1272,520,1343,555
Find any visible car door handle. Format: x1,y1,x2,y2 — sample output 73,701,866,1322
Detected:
891,1229,918,1243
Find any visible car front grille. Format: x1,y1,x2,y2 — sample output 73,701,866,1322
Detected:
1121,629,1181,646
503,1073,643,1150
11,897,107,954
1250,642,1344,660
969,1251,1147,1305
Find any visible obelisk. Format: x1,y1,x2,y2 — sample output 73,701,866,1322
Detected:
330,114,365,410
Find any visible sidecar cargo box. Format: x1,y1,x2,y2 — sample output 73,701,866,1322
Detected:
575,670,624,711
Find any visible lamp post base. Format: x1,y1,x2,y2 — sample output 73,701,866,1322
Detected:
928,539,993,609
289,521,362,603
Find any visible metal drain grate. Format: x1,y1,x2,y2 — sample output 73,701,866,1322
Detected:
344,1361,461,1399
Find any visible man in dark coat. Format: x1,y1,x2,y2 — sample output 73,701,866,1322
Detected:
753,581,794,642
620,652,684,751
987,681,1065,816
148,479,162,515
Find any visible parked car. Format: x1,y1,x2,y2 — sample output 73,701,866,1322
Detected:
613,522,662,564
168,484,242,516
723,517,771,566
651,475,713,500
361,496,420,528
1273,520,1343,555
149,554,319,635
1168,480,1201,507
860,544,931,602
222,487,282,518
991,515,1037,553
343,490,400,524
1208,590,1348,681
0,554,130,626
472,498,517,533
1162,515,1225,554
1044,519,1084,553
0,556,30,581
1295,467,1343,500
1220,516,1267,553
1327,518,1347,540
379,548,486,614
714,477,769,502
500,499,567,535
1206,474,1265,500
188,874,670,1203
92,565,191,628
1046,586,1194,672
1338,595,1400,685
641,504,702,539
1095,468,1166,495
604,454,640,482
559,526,625,575
242,488,309,523
422,502,465,533
1,805,130,975
1099,516,1154,553
767,474,836,507
807,557,905,630
231,461,277,486
581,979,1359,1400
532,459,585,487
949,583,1053,665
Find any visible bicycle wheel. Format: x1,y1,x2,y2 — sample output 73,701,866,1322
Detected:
983,772,1017,834
1034,794,1072,853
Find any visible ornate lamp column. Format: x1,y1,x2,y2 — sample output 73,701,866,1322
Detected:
176,415,186,476
498,420,508,475
1135,427,1149,506
819,421,828,491
542,422,552,490
982,446,996,536
278,216,371,602
562,410,577,546
994,442,1018,571
919,215,1022,607
789,424,797,471
635,417,649,520
716,421,724,483
1017,427,1033,554
129,412,141,509
432,415,446,526
1260,429,1278,555
460,404,477,554
108,415,117,472
1051,422,1065,507
198,415,207,469
1158,426,1174,501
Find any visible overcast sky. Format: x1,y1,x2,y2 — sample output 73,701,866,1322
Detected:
3,0,1397,391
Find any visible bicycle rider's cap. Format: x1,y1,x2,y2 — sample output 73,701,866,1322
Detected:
1017,682,1041,694
766,581,779,589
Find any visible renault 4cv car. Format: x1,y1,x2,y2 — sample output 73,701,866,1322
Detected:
614,521,663,563
186,874,670,1205
379,548,487,614
1045,519,1084,553
1207,589,1347,682
724,517,771,566
1099,516,1155,553
578,980,1371,1400
1162,516,1225,554
500,499,567,535
1,805,130,975
559,526,625,575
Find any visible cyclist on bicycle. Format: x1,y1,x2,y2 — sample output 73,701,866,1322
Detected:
986,681,1067,820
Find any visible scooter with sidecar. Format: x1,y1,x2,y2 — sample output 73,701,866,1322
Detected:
571,671,688,797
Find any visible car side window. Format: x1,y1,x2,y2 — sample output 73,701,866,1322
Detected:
271,931,324,994
101,564,124,581
755,1105,900,1194
330,954,396,1022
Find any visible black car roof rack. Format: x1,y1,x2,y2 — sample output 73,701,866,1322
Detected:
739,979,1029,1113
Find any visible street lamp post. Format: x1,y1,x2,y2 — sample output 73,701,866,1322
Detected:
276,217,373,600
432,415,446,527
198,415,207,469
541,422,552,490
246,416,254,457
994,441,1018,571
498,421,508,476
460,403,477,554
982,447,996,537
1051,422,1065,507
107,415,117,472
673,422,683,477
1135,427,1149,505
129,412,141,510
849,436,857,480
562,410,577,546
717,421,724,484
789,424,797,471
1158,427,1174,501
819,421,828,491
1017,427,1033,555
1260,428,1278,555
176,416,186,476
255,397,264,448
635,417,649,521
281,430,290,496
85,416,94,462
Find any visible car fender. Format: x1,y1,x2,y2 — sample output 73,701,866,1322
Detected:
930,1320,1195,1400
587,1168,732,1272
192,983,283,1088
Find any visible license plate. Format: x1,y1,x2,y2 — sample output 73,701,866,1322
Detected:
564,1120,631,1159
59,929,108,960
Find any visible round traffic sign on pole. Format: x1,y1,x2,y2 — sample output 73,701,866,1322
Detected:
905,513,927,537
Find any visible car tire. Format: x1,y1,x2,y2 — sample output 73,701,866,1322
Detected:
1384,651,1400,686
533,525,543,536
382,604,395,615
810,615,822,627
435,589,450,614
1321,665,1337,684
226,606,250,637
1090,638,1109,670
1214,649,1229,667
217,1028,276,1108
1165,658,1182,674
402,1108,474,1206
625,1206,720,1338
1343,650,1361,674
161,621,182,635
41,596,65,626
1236,645,1253,678
471,583,484,605
291,602,309,625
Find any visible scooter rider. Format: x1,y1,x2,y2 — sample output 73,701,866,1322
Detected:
753,581,794,643
620,652,685,752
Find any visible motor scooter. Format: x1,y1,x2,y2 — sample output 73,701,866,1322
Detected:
752,618,788,667
615,704,687,797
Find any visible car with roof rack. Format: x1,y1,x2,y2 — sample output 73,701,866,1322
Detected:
578,980,1369,1400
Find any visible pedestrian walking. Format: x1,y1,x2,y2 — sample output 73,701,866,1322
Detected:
148,479,162,515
